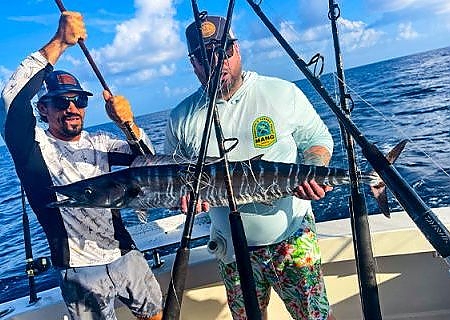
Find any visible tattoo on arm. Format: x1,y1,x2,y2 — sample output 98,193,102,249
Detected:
303,146,331,166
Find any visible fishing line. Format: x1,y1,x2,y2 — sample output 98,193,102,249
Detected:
248,0,450,185
334,73,450,180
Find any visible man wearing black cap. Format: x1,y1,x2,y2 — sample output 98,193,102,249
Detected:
165,15,336,320
1,11,162,320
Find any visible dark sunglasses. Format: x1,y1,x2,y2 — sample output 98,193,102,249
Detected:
43,95,89,110
191,40,235,62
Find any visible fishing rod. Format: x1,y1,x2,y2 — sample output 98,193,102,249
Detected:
247,0,450,266
21,185,38,304
328,1,382,319
190,5,211,77
20,185,51,305
163,1,260,319
161,2,211,317
53,0,150,156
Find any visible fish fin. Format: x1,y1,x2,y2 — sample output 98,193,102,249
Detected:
367,140,407,218
204,156,225,165
250,154,265,161
131,154,223,167
370,182,390,218
385,139,408,164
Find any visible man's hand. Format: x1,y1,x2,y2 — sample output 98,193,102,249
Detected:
103,90,140,139
39,11,87,65
180,194,210,214
293,180,333,201
56,11,87,46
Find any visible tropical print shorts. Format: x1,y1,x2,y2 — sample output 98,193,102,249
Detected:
217,213,331,320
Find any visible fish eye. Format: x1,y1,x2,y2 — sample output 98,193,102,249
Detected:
84,187,94,200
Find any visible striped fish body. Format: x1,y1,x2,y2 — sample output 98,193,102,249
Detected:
50,158,375,210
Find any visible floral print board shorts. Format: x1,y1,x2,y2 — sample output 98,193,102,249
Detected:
217,213,331,320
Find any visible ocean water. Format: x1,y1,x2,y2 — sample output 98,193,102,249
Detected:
0,46,449,304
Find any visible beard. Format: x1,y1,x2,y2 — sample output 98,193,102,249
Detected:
62,124,83,138
60,116,83,138
217,70,242,99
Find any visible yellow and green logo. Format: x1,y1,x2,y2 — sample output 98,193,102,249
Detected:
252,116,277,148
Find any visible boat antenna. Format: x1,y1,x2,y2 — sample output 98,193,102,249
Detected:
246,0,450,283
53,0,151,156
328,1,382,318
163,1,261,319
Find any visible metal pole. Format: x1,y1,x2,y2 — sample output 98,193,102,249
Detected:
328,2,382,318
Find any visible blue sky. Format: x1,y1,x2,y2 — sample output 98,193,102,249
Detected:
2,0,450,129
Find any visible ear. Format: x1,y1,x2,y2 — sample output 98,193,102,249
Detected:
37,102,48,118
234,42,241,58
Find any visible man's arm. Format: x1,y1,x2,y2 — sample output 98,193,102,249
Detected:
294,145,333,200
303,145,331,166
291,87,334,201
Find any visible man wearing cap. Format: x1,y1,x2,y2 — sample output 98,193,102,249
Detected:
165,15,336,320
1,11,162,320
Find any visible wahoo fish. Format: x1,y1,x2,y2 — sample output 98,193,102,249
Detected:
48,140,407,217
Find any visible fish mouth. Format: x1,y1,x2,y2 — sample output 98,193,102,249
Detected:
48,198,84,208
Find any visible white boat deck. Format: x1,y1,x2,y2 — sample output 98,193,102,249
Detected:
1,207,450,319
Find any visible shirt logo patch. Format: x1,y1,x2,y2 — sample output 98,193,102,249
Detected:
252,116,277,148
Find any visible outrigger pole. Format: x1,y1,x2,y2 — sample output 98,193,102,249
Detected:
328,1,382,319
163,1,261,319
247,0,450,301
53,0,150,156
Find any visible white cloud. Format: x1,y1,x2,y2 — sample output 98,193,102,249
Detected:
60,54,83,67
338,18,384,51
92,0,184,83
367,0,416,12
7,14,57,26
368,0,450,15
163,84,192,98
119,63,177,86
396,22,419,40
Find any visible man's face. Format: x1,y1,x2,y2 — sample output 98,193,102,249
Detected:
190,40,243,100
38,93,87,141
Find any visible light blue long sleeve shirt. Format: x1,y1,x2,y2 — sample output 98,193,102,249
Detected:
165,71,333,263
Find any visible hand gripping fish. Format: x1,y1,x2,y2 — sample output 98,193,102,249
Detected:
48,141,407,218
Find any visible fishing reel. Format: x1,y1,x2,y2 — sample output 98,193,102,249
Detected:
25,256,51,277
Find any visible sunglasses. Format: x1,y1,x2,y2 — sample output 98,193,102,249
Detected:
43,95,89,110
191,40,235,62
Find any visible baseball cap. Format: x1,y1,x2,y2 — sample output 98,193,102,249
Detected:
37,70,93,101
185,16,237,54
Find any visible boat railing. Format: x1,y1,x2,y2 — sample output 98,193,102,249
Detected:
128,212,211,268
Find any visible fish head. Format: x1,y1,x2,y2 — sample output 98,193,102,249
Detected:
49,178,141,209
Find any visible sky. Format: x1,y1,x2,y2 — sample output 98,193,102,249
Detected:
1,0,450,129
